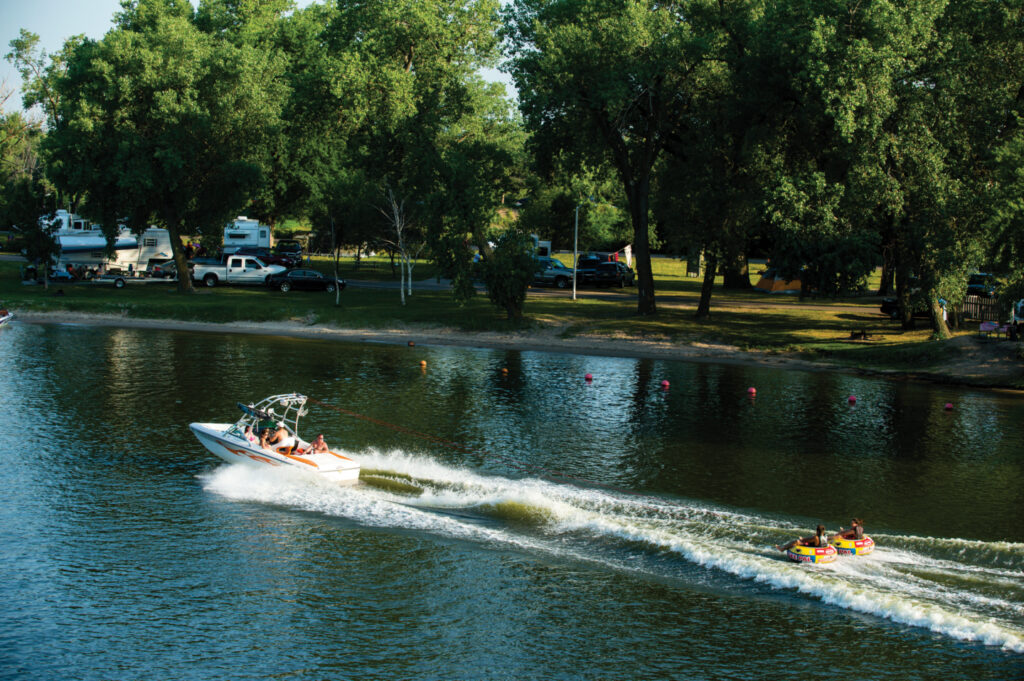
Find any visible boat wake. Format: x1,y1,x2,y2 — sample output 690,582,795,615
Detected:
200,449,1024,653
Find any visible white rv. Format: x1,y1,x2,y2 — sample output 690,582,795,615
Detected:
49,210,173,273
223,217,270,254
531,233,552,257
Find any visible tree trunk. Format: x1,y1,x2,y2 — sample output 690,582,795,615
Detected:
625,177,656,316
930,297,951,339
877,219,896,296
877,248,895,296
696,252,717,318
166,220,195,294
721,253,752,290
331,216,341,307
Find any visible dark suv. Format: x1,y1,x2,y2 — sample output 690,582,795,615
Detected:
275,239,303,258
575,253,615,283
233,247,299,269
593,261,635,288
967,273,1000,298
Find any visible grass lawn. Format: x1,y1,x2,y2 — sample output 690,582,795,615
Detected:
0,258,987,373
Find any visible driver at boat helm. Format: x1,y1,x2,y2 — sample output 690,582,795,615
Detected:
268,422,293,448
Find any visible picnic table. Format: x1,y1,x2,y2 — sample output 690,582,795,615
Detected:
979,321,1010,339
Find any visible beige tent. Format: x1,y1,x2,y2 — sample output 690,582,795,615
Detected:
754,269,801,294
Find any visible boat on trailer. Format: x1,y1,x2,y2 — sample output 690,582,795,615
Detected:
190,393,360,485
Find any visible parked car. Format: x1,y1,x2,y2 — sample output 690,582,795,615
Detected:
274,239,303,257
266,268,344,293
532,257,575,289
574,253,616,283
967,272,1000,298
592,261,635,288
148,260,178,279
233,246,299,269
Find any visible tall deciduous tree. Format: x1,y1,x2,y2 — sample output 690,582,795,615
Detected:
43,0,272,292
505,0,702,316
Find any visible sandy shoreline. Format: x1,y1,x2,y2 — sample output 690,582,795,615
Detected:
11,310,1024,390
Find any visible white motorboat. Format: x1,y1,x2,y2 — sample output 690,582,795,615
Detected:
190,393,360,485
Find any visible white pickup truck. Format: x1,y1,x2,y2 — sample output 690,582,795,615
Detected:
192,255,286,287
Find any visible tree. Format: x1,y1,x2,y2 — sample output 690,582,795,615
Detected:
378,187,426,305
480,228,535,319
43,0,272,293
506,0,703,316
314,0,517,305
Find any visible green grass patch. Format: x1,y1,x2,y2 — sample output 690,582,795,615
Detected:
0,258,992,374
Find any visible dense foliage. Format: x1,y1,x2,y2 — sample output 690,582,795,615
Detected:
2,0,1022,329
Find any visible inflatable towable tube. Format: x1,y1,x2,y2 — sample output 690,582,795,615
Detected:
785,544,837,564
832,535,875,556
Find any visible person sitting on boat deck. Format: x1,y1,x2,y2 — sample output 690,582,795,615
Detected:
775,525,828,553
244,425,258,445
259,428,272,450
310,433,329,453
830,518,864,541
268,422,295,449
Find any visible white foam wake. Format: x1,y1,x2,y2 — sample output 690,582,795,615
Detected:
199,450,1024,653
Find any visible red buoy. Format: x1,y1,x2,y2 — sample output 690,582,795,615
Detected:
747,387,756,396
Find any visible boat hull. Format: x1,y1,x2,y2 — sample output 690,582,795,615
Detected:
190,422,360,485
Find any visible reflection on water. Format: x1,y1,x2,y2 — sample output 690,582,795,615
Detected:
0,321,1021,680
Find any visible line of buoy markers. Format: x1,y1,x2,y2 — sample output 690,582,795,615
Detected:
406,342,955,409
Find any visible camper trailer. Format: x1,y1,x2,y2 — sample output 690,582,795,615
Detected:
531,234,552,257
48,210,173,274
223,217,270,254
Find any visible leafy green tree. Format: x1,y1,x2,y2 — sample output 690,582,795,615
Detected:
311,0,516,304
506,0,703,316
480,228,535,319
43,0,272,292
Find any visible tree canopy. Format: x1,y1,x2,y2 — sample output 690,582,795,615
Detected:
2,0,1022,330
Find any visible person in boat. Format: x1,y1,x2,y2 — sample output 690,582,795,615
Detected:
259,428,272,450
310,433,329,453
243,425,258,445
268,422,294,449
775,525,828,553
831,518,864,541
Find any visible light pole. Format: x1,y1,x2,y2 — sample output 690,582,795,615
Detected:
572,203,580,300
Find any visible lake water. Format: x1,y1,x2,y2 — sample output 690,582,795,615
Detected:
0,320,1021,680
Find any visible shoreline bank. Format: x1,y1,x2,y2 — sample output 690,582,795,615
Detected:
10,310,1024,391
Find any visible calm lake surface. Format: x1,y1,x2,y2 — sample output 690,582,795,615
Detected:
1,320,1021,680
